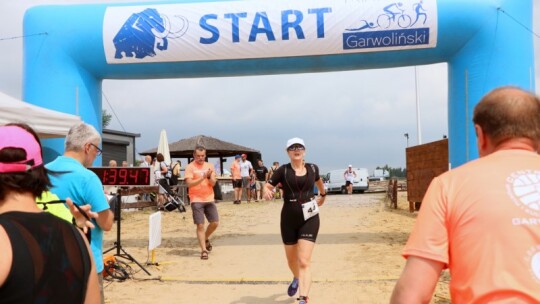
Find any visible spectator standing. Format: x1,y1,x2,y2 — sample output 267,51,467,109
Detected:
391,86,540,303
255,159,269,201
185,146,218,260
140,155,153,201
46,122,114,303
141,155,152,167
170,160,181,186
155,153,172,208
268,161,282,199
239,153,253,203
104,160,118,196
230,155,242,204
0,123,100,303
249,169,257,201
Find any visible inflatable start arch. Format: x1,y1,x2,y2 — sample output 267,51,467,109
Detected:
22,0,534,167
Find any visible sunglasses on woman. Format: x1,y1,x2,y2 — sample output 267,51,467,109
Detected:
287,144,305,151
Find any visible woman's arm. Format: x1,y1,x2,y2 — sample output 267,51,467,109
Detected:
0,226,11,288
78,228,100,304
66,198,98,234
315,178,326,206
263,182,275,200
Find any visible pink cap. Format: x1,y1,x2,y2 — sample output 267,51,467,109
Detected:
0,125,43,173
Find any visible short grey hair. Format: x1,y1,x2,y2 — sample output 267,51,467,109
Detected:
65,122,101,152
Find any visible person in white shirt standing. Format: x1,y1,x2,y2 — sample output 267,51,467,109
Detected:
343,165,357,195
239,153,253,203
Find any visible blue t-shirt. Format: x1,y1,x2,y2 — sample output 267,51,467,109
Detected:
46,156,110,272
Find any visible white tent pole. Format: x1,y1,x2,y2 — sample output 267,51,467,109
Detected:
415,66,422,145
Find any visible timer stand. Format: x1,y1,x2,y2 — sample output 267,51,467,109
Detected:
103,187,154,276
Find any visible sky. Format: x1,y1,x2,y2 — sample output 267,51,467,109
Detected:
0,0,539,174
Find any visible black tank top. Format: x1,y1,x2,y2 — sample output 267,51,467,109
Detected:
270,163,320,204
0,212,91,304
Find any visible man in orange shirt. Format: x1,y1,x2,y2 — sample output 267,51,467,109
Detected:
230,154,242,204
185,146,218,260
391,86,540,303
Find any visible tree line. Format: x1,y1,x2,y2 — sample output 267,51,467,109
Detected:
376,165,406,178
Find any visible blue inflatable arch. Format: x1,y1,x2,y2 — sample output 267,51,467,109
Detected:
23,0,534,167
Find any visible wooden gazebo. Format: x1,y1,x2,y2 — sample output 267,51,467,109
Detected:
140,135,261,174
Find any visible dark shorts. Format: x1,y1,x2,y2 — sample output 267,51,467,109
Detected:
241,177,250,189
281,214,320,244
190,202,219,225
232,179,242,188
280,203,320,244
345,181,353,186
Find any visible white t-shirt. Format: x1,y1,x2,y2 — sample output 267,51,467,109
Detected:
344,170,356,182
240,160,253,177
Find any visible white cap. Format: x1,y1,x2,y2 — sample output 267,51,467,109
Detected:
348,164,352,167
286,137,305,149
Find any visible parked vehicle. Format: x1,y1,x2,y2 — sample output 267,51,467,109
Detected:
370,169,389,181
324,168,369,194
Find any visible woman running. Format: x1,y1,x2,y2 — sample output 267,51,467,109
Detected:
263,137,326,304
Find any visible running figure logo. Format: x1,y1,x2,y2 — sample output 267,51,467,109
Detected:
346,1,427,31
113,8,189,59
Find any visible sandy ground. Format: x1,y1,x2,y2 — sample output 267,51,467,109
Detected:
102,192,451,304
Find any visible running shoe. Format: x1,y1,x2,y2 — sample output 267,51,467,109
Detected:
287,277,299,297
297,296,309,304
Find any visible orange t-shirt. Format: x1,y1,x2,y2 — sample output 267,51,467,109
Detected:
230,161,241,179
185,161,214,203
403,150,540,303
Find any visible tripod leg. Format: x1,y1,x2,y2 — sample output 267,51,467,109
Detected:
108,193,151,276
117,247,151,276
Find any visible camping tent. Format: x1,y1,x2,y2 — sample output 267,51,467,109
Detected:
0,91,81,138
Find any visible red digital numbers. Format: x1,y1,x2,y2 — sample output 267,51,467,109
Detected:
91,167,150,186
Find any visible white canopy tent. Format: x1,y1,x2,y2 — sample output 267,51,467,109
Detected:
0,91,81,138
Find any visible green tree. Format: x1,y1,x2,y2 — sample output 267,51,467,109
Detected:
376,165,406,178
102,109,112,128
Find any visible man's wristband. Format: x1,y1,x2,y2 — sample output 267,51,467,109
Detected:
320,192,327,197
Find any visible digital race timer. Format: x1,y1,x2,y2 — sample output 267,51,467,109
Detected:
89,167,151,186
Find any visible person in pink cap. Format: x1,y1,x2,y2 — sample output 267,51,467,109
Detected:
0,123,99,303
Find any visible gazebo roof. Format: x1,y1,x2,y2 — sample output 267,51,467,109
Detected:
140,134,260,158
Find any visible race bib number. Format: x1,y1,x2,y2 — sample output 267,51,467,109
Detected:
302,199,319,221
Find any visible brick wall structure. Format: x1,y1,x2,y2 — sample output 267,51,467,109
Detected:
406,139,449,212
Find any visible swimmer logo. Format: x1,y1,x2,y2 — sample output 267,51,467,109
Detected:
506,170,540,217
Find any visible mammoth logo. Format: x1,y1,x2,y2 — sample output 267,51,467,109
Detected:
113,8,189,59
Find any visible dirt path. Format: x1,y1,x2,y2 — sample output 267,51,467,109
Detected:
103,192,450,303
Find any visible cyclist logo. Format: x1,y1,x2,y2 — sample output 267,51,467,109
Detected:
346,1,427,32
506,170,540,217
342,0,433,50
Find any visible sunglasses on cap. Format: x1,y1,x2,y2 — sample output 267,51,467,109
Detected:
287,144,305,151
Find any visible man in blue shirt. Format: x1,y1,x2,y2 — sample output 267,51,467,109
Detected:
47,122,113,304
